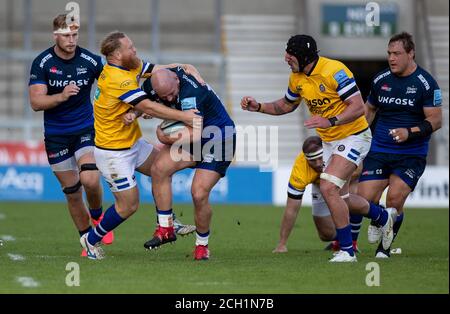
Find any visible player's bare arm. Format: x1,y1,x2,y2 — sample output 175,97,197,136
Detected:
241,96,296,115
134,98,202,128
29,83,80,111
304,93,365,129
364,100,378,125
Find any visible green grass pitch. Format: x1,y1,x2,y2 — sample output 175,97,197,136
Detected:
0,202,448,293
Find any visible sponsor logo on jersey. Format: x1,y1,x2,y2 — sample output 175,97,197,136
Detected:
378,96,414,107
30,74,37,80
333,70,350,85
381,84,392,92
306,98,331,107
120,80,132,88
80,52,98,66
319,84,325,92
373,70,391,84
406,86,417,94
417,74,430,90
39,53,52,68
94,88,100,100
181,97,197,110
434,89,442,106
183,74,198,89
49,66,63,75
76,67,88,75
49,79,89,88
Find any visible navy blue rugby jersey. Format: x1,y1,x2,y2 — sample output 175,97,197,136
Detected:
142,67,235,143
29,46,103,135
367,66,442,155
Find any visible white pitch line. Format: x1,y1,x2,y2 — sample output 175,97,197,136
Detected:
0,235,16,241
16,277,40,288
8,253,25,261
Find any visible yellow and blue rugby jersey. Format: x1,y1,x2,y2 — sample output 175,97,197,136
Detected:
287,152,320,199
285,57,368,142
94,60,154,149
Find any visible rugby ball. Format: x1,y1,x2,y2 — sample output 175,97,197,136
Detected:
160,119,186,135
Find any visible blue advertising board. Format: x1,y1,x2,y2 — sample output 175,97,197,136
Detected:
0,166,272,204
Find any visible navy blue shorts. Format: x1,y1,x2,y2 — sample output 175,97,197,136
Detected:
359,151,426,191
44,126,95,165
186,134,236,177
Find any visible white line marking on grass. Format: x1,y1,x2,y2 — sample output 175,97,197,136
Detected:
16,277,40,288
8,253,25,261
0,235,16,241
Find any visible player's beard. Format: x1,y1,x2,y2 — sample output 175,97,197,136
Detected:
56,42,76,55
122,54,141,70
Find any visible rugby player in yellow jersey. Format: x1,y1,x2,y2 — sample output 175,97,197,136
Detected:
273,136,361,254
241,35,397,262
80,31,202,259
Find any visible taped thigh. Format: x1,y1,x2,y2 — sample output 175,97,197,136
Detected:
320,173,347,189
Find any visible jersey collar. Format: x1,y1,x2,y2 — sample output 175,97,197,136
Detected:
51,45,80,63
107,63,130,71
305,57,320,77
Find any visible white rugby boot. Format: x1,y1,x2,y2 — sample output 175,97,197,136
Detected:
380,207,398,250
368,223,382,244
80,233,105,260
329,250,357,263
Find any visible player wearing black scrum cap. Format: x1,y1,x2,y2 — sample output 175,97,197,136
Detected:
241,34,397,262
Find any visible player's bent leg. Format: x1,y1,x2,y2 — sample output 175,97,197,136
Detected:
143,146,194,250
191,169,221,261
55,170,90,232
375,175,411,258
313,215,336,242
320,155,358,261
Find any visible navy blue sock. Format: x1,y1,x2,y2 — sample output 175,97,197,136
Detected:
89,207,103,220
393,212,404,240
366,202,388,226
350,214,363,242
336,225,354,256
79,226,92,237
88,204,124,245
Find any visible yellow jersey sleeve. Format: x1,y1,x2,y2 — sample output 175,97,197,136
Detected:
287,152,320,199
328,63,360,102
285,74,303,105
292,57,369,142
139,60,155,79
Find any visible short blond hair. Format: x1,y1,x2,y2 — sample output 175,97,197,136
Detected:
100,31,126,57
53,14,69,31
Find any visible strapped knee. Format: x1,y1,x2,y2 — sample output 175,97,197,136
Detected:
320,173,347,189
80,163,98,173
63,181,82,194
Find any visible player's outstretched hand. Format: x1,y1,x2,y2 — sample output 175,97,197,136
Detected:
60,83,80,102
241,96,259,112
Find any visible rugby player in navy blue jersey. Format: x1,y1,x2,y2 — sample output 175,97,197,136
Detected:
358,32,442,258
28,14,113,255
133,68,236,260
